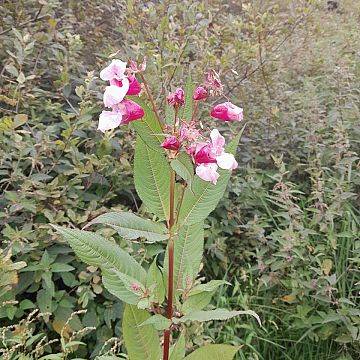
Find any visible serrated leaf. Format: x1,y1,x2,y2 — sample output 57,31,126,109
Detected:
123,304,161,360
134,136,171,220
53,226,146,303
169,333,185,360
184,344,240,360
164,223,204,293
139,314,171,330
181,76,195,122
177,128,244,226
85,212,168,242
188,280,229,296
174,308,261,325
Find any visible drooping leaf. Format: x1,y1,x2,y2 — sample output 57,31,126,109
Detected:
184,344,240,360
181,76,195,122
53,226,146,303
134,136,171,220
177,128,244,226
146,259,165,303
174,308,261,325
122,304,161,360
139,314,171,330
84,212,168,242
164,223,204,293
169,332,186,360
181,280,228,313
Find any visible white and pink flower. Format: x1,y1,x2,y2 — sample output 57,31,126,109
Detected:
211,102,243,122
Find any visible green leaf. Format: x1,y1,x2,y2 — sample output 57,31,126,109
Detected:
134,136,171,220
164,223,204,293
169,333,186,360
139,314,171,330
122,304,161,360
51,263,75,272
131,98,164,151
182,280,228,313
171,152,194,191
174,309,261,325
85,212,168,242
181,76,195,122
53,226,146,303
184,344,240,360
177,128,244,226
146,259,165,303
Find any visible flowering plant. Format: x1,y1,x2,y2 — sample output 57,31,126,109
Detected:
54,58,259,360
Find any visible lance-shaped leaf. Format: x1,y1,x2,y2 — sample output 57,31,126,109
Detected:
134,136,171,220
146,259,165,303
169,332,186,360
123,304,161,360
139,314,171,331
131,98,164,151
164,222,204,293
53,226,146,304
174,308,261,325
184,344,240,360
177,128,244,226
181,280,228,313
84,212,168,242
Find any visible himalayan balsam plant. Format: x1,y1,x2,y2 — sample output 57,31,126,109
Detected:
54,58,260,360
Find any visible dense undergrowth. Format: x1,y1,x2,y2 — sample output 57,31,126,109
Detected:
0,0,359,359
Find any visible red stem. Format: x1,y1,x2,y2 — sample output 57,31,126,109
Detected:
163,170,176,360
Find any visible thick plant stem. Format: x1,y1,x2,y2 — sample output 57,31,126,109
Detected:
163,170,176,360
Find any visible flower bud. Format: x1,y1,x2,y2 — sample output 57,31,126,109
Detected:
167,88,185,107
193,86,208,101
161,136,181,151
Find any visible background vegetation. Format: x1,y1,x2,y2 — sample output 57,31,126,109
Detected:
0,0,359,359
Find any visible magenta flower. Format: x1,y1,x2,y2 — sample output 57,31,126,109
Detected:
167,88,185,107
193,86,208,101
161,136,181,151
103,82,129,108
100,59,127,82
210,102,243,122
119,99,145,124
194,143,217,165
126,75,142,96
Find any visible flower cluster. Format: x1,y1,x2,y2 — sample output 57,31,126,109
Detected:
98,59,145,132
98,59,243,184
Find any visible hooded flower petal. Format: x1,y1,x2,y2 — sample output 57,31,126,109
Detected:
193,86,208,101
167,88,185,107
98,110,123,132
194,143,217,165
196,163,220,184
161,136,181,151
210,101,243,122
119,99,144,124
100,59,127,81
126,75,142,95
216,152,238,170
103,79,129,108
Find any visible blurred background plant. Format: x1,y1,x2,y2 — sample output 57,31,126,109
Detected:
0,0,359,359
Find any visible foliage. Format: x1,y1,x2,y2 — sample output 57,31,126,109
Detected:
1,0,359,359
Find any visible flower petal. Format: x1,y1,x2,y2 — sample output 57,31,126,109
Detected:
195,163,220,184
98,111,122,132
210,129,225,156
100,59,127,81
216,152,238,170
103,79,129,108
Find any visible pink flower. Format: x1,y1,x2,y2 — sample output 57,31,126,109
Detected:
193,86,208,101
179,121,201,143
98,110,123,132
162,136,181,151
130,283,141,292
118,99,144,124
126,75,142,95
196,163,220,185
204,69,223,95
100,59,127,82
103,80,129,108
129,58,147,73
193,129,238,184
167,88,185,107
210,102,243,122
